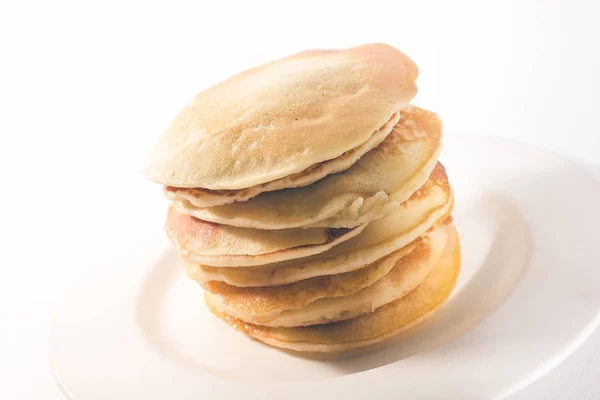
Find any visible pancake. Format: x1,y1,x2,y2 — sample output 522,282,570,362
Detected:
200,238,421,325
206,224,449,327
144,44,418,192
165,112,399,208
184,164,453,286
170,106,441,229
205,224,460,353
166,206,367,267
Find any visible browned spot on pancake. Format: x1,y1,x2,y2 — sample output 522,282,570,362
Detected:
404,162,448,202
205,295,271,341
166,205,219,245
326,227,352,241
285,161,326,183
399,106,441,142
372,106,441,158
385,237,431,286
429,162,447,184
423,199,454,238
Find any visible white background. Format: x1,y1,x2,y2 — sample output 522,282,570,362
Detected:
1,0,599,398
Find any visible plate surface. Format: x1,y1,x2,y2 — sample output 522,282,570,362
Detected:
50,135,600,399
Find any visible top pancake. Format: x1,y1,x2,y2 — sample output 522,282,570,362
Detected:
144,44,418,190
169,106,441,229
164,113,399,207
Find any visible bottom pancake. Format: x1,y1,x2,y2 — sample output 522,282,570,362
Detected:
205,224,461,353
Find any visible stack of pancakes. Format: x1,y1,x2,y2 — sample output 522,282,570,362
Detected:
144,44,460,353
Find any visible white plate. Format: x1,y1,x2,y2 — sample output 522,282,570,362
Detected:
50,135,600,400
